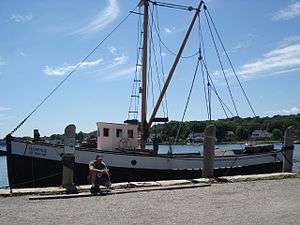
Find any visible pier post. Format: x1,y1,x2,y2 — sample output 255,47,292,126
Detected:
62,124,77,193
282,126,295,172
203,125,216,178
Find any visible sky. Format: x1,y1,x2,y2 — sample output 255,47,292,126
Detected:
0,0,300,137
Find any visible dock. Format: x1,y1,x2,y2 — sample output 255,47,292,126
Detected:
0,173,299,225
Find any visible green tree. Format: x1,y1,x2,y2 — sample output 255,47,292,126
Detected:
235,126,249,141
271,128,283,140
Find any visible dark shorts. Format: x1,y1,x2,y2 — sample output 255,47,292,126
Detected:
95,173,109,186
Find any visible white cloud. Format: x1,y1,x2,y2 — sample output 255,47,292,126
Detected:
95,54,128,72
239,42,300,78
164,26,185,34
0,107,11,112
161,52,167,57
272,1,300,21
43,58,103,76
108,46,118,55
271,107,300,115
227,33,257,54
278,35,300,47
164,27,172,34
75,0,119,35
10,13,33,23
211,37,300,81
20,52,26,57
0,56,6,66
104,66,137,80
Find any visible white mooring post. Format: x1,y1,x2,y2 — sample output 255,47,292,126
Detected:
203,125,216,178
282,126,295,172
62,124,78,193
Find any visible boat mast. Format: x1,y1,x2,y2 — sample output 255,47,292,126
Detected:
140,0,149,150
147,1,204,130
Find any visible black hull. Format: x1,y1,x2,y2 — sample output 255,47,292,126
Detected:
7,153,283,188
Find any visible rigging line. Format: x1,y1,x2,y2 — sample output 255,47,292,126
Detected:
135,19,143,120
134,8,143,119
9,4,139,135
201,60,210,119
204,9,239,117
202,60,232,118
175,53,201,143
128,8,142,120
149,0,200,12
149,8,155,109
149,4,166,116
197,13,210,120
153,4,169,117
150,6,200,59
205,8,256,117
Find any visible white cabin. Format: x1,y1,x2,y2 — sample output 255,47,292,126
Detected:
96,122,139,150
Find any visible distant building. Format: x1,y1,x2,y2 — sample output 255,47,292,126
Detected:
187,132,205,143
225,131,235,141
251,130,272,139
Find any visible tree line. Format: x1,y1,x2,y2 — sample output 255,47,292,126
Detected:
150,114,300,143
46,114,300,144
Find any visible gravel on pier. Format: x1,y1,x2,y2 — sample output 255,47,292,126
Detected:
0,178,299,225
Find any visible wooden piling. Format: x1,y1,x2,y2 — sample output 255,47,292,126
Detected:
202,125,216,178
62,124,77,193
282,126,295,172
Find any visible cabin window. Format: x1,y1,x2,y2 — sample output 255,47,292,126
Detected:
128,129,134,138
103,128,109,137
116,129,123,138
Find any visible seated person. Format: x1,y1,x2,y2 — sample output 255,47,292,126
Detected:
89,155,111,193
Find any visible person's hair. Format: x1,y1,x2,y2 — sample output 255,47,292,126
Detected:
95,155,102,160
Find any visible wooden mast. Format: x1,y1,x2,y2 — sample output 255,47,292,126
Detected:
140,0,149,150
147,1,204,130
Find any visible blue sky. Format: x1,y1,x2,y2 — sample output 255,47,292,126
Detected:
0,0,300,137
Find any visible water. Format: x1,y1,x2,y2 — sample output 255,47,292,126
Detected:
0,143,299,188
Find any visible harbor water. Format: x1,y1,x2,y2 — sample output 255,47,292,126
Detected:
0,143,299,189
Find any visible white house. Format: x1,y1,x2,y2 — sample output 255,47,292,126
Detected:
96,122,139,150
225,131,235,141
187,132,205,143
251,130,272,139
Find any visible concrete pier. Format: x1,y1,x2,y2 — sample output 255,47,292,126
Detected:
1,176,299,225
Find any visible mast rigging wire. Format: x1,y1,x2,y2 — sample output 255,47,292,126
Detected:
10,4,139,135
204,8,256,116
149,0,201,12
204,10,239,117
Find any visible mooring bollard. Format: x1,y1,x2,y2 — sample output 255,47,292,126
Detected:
203,125,216,178
62,124,78,193
282,126,295,172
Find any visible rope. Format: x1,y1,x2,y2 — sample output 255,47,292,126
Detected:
10,3,139,135
149,4,168,117
201,60,234,117
153,4,169,116
205,8,256,117
9,172,62,188
127,8,142,120
175,51,201,143
151,7,200,59
204,10,239,117
197,14,211,120
149,0,201,12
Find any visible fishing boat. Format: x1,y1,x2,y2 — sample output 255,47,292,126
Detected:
5,0,283,188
